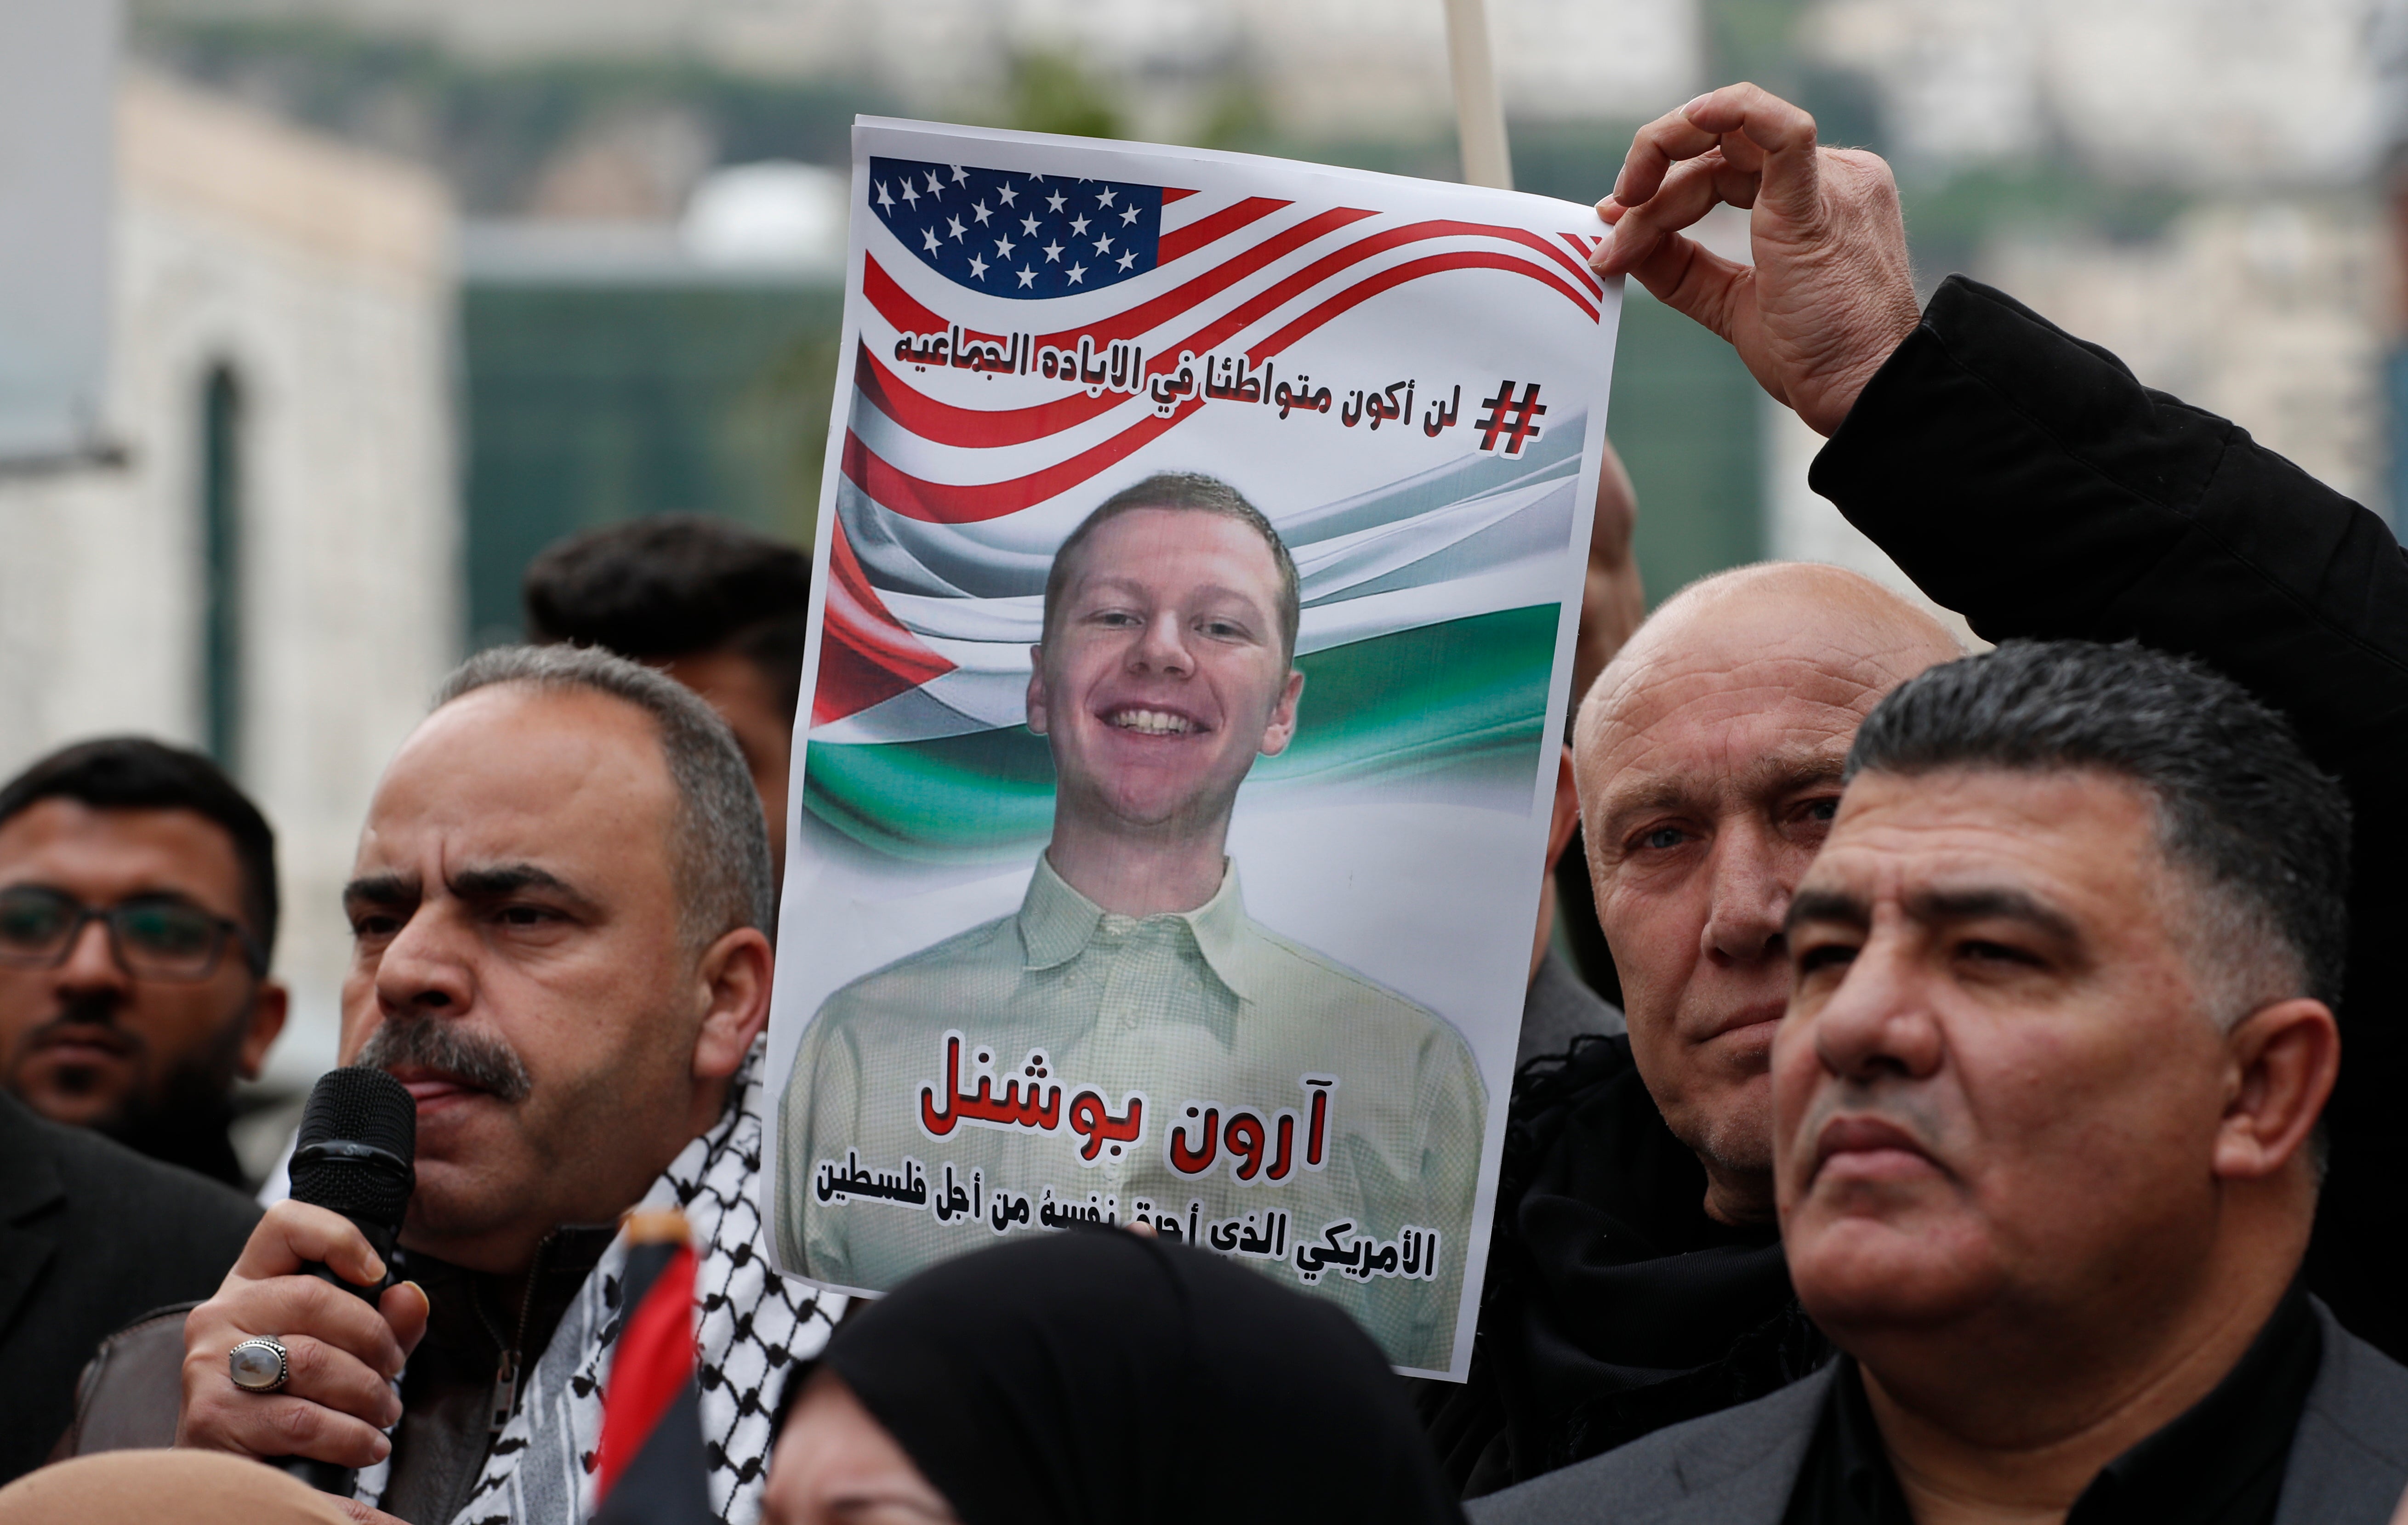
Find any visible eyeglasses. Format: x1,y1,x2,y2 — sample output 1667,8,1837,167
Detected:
0,886,265,982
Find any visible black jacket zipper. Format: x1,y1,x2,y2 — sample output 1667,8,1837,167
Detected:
472,1229,557,1436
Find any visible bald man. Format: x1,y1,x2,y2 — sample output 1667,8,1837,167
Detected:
1424,563,1958,1497
1577,563,1960,1226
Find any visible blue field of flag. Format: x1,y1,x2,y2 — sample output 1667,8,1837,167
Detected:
867,156,1165,299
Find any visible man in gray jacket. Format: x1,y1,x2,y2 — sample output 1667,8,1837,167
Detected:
1474,640,2408,1521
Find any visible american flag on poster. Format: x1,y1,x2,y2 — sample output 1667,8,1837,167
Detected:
808,130,1617,851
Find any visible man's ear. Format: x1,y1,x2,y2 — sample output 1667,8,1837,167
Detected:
1025,643,1049,736
2213,997,2339,1182
1546,745,1581,865
237,980,289,1081
1256,669,1306,757
691,927,775,1085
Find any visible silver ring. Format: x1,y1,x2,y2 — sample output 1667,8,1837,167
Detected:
228,1336,290,1394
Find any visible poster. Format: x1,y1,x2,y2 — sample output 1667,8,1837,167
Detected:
765,116,1620,1378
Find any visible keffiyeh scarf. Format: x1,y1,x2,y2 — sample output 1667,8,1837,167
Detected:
357,1041,838,1524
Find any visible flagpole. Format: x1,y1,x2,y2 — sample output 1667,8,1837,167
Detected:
1443,0,1514,190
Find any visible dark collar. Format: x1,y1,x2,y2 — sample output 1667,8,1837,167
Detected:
401,1224,619,1374
2068,1282,2321,1524
1793,1282,2323,1525
101,1100,247,1190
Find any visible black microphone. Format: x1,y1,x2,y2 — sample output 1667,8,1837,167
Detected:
275,1066,416,1496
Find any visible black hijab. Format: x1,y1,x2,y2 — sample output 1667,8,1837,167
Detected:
819,1229,1466,1525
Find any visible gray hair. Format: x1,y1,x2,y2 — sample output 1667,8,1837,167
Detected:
434,644,776,945
1846,639,2350,1021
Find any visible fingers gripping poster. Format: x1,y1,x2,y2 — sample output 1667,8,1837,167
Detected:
765,117,1620,1378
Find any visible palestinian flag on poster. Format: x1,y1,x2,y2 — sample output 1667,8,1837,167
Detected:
805,151,1603,866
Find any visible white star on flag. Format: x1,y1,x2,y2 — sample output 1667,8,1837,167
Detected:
875,182,893,208
1020,214,1040,236
1097,188,1117,207
1042,240,1064,262
1116,250,1137,271
1065,262,1086,284
921,227,939,253
996,235,1015,256
966,254,988,279
997,184,1018,206
1015,266,1036,287
1069,215,1090,235
1046,190,1066,212
946,215,966,240
972,201,991,224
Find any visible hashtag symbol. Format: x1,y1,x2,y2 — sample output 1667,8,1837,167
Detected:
1472,381,1546,455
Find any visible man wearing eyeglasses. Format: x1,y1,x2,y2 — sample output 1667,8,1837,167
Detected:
0,738,288,1189
0,738,269,1481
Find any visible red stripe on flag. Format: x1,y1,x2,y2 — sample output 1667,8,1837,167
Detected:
1081,222,1596,368
840,398,1200,525
1160,187,1197,205
1251,250,1600,358
1451,219,1600,296
1033,207,1379,353
594,1245,695,1505
857,343,1125,448
863,255,948,343
813,512,958,723
1155,196,1291,264
1204,221,1592,355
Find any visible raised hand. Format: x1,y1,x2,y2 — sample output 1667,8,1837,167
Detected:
1594,82,1922,437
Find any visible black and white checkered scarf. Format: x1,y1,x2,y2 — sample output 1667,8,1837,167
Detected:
356,1041,837,1524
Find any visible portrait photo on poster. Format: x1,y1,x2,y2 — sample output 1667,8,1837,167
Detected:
764,117,1621,1379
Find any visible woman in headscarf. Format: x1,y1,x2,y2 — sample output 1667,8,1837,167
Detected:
761,1228,1467,1525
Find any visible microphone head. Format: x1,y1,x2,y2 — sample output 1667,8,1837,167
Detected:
290,1066,416,1226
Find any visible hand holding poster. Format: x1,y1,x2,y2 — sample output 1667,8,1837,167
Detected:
765,118,1621,1378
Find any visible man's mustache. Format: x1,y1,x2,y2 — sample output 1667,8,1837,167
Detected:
20,992,140,1059
1794,1081,1954,1180
353,1015,533,1103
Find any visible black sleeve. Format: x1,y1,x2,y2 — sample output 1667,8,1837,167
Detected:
1810,274,2408,1362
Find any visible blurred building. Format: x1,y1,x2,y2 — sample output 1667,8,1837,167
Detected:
2376,0,2408,521
456,162,844,646
0,67,459,1107
143,0,2405,634
1800,0,2380,188
1987,203,2389,507
137,0,1704,141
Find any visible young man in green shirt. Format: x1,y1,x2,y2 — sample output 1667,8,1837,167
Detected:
780,473,1486,1371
